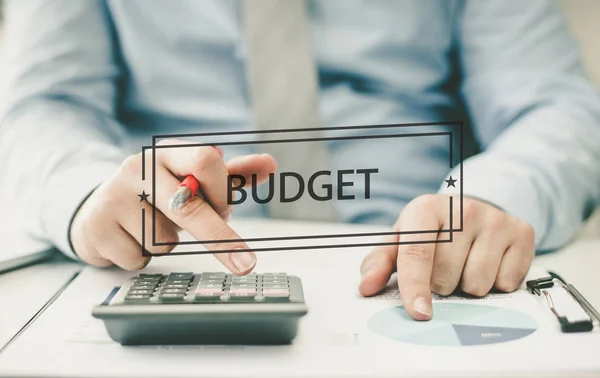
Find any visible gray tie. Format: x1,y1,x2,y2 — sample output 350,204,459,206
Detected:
242,0,336,222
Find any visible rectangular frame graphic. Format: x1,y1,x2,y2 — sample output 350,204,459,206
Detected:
140,122,464,256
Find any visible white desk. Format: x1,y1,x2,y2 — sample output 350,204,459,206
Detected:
0,255,81,348
0,218,599,378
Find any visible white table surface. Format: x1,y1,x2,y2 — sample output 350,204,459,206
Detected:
0,218,598,376
0,255,81,349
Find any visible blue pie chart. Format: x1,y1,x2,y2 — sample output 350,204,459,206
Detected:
368,303,537,346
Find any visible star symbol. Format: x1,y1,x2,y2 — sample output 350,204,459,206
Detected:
138,191,150,203
444,176,457,188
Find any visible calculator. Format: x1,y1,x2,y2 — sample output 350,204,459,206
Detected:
92,272,308,345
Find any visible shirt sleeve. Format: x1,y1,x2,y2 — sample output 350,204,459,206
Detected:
439,0,600,252
0,0,126,258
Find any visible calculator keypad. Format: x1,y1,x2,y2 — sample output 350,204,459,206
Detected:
122,272,291,304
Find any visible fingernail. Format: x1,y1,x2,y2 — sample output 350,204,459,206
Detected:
212,145,223,156
230,250,256,272
361,263,376,278
412,297,432,317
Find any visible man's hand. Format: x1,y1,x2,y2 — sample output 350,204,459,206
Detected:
359,195,535,320
70,139,276,274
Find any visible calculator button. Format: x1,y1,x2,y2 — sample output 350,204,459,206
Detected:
229,294,256,300
229,291,257,299
195,286,223,293
195,287,223,295
160,288,188,294
263,283,289,289
262,275,286,279
169,273,194,279
194,290,223,300
200,272,226,279
197,283,223,289
198,279,224,284
124,294,153,302
230,283,256,288
263,289,290,299
127,289,154,295
232,275,256,280
130,284,157,290
194,293,222,300
139,274,164,278
162,284,189,289
135,277,162,283
201,276,226,281
262,279,288,285
158,293,186,301
164,279,191,284
229,288,257,295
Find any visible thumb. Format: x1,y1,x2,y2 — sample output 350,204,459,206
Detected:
225,154,277,186
359,235,398,296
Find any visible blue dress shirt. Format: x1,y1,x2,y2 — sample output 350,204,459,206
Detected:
1,0,599,258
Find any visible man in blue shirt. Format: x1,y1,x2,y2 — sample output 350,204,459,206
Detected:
1,0,599,321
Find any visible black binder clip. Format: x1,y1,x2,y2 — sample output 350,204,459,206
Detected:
526,272,600,333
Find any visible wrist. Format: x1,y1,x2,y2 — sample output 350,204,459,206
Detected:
41,160,120,258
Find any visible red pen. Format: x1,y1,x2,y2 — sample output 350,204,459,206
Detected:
168,146,222,211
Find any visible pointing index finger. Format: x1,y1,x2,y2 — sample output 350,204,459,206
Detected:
396,196,443,321
151,162,256,275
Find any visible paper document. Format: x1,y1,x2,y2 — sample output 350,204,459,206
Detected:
0,247,598,378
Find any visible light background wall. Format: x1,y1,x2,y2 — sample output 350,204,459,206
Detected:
561,0,600,87
559,0,600,238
